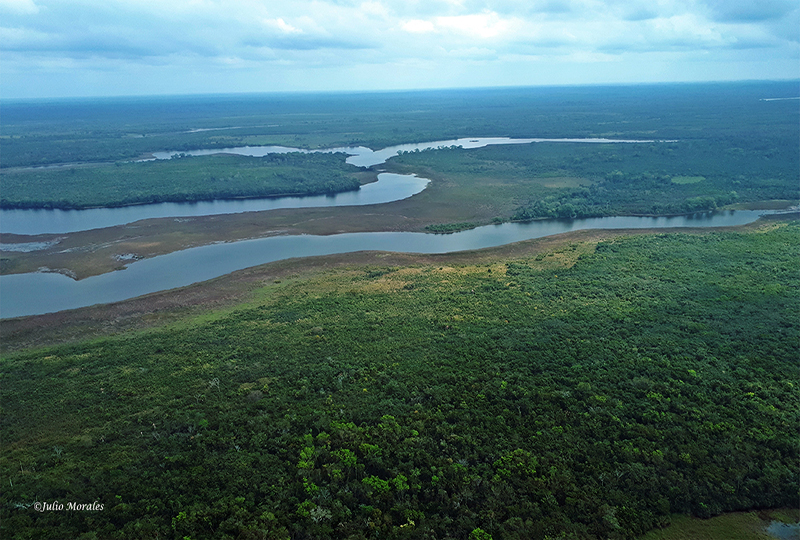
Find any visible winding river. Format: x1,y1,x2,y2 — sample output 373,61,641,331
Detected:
2,136,768,319
150,136,664,169
0,173,429,236
1,137,665,235
0,211,769,318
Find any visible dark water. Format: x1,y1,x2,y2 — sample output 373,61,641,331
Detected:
0,210,767,318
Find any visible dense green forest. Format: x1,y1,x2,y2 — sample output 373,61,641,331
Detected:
2,221,797,539
2,82,796,214
388,138,798,220
0,153,363,209
2,82,797,169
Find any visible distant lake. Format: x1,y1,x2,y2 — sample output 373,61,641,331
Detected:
1,137,663,235
0,210,768,318
151,136,664,168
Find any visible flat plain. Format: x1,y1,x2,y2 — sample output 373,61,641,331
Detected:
1,82,798,540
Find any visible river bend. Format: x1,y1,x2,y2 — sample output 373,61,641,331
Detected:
0,211,768,318
1,137,665,235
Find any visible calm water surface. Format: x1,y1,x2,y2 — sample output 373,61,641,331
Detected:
3,136,758,319
0,211,767,318
766,521,800,540
152,136,663,168
1,137,662,235
0,173,428,235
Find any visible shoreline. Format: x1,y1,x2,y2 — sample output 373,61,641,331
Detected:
1,220,785,352
1,204,796,282
0,213,792,320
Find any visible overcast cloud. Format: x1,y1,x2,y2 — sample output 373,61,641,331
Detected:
1,0,797,98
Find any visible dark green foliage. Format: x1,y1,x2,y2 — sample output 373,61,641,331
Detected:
2,81,797,214
3,81,797,169
425,222,478,233
390,140,797,220
2,222,798,539
0,153,362,209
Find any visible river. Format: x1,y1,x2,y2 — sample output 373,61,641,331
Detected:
150,136,665,169
3,135,764,319
1,137,665,235
0,173,429,236
0,210,768,318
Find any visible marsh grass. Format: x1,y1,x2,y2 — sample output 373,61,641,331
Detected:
640,510,798,540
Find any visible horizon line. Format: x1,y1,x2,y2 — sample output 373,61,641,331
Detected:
2,78,798,104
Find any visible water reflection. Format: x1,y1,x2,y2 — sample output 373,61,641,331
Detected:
0,173,428,235
0,210,768,318
766,521,800,540
1,137,663,235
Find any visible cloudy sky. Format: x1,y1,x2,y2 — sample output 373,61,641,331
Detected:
1,0,798,98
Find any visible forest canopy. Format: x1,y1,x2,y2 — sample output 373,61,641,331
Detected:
2,221,797,539
0,153,363,209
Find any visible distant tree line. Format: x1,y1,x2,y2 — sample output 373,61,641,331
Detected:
0,153,362,210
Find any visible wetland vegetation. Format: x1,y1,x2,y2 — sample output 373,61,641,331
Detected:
2,80,797,218
1,81,799,539
1,221,798,539
387,139,796,220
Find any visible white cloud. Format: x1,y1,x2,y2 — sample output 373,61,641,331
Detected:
435,12,518,39
360,1,390,17
1,0,797,98
0,0,39,14
265,17,302,34
401,11,522,39
402,19,436,33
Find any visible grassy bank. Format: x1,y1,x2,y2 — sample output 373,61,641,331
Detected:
2,221,797,539
3,81,797,283
639,509,799,540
